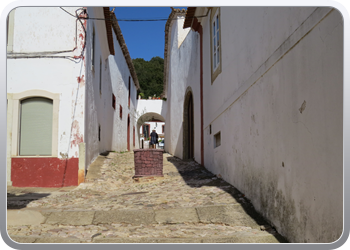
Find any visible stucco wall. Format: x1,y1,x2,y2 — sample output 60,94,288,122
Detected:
7,7,86,160
85,7,138,164
164,16,201,161
84,7,111,167
200,7,343,243
166,6,343,243
108,25,138,153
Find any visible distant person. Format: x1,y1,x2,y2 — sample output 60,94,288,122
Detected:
150,128,158,149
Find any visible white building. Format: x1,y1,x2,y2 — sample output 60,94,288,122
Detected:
6,7,139,187
136,99,166,142
164,7,343,243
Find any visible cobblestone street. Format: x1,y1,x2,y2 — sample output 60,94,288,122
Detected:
7,151,287,243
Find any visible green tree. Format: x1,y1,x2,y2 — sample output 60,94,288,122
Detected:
132,56,164,98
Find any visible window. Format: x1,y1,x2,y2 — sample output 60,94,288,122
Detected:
209,124,212,134
162,125,165,133
8,90,60,157
133,126,135,147
19,98,53,156
98,125,101,141
214,131,221,148
112,93,116,109
119,105,123,119
210,8,222,83
143,124,150,139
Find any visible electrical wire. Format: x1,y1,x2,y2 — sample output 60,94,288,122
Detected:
8,7,87,62
60,7,208,22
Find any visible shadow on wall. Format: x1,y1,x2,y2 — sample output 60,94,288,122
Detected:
166,156,288,243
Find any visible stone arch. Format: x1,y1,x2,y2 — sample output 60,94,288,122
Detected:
136,112,165,148
183,87,194,160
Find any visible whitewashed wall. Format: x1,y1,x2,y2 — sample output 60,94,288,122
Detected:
199,7,343,243
7,7,86,160
84,7,113,168
85,7,138,164
164,16,201,161
108,26,138,153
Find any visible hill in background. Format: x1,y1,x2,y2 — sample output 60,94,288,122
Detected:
132,56,164,99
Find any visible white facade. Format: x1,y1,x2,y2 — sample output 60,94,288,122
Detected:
85,7,139,161
165,7,343,243
7,7,139,187
7,7,87,186
163,13,201,160
7,7,86,159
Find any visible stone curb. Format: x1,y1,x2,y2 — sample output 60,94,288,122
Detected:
8,234,283,244
9,204,261,228
92,234,282,243
8,236,82,243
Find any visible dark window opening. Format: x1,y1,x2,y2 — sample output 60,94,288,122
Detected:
112,93,116,109
214,131,221,148
119,105,122,119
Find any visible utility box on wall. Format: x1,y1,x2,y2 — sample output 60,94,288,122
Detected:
133,149,164,177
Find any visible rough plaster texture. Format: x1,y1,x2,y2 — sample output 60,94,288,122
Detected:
84,7,138,168
164,16,200,161
7,7,87,186
7,7,137,186
7,7,86,160
166,7,343,243
108,22,138,153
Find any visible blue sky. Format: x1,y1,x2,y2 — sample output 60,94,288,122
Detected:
112,7,186,61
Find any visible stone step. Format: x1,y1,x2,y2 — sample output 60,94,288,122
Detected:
8,223,286,243
8,204,262,229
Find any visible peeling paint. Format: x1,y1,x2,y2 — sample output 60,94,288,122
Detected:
71,120,84,149
77,75,85,87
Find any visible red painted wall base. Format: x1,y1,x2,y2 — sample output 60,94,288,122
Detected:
11,157,79,187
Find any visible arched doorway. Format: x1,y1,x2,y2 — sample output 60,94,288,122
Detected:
183,89,194,160
136,112,165,149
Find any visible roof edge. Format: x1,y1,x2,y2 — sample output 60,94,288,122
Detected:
110,12,140,90
103,7,115,56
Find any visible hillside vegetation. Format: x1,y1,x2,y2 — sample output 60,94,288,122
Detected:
132,56,164,98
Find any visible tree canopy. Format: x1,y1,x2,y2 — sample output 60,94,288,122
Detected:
132,56,164,98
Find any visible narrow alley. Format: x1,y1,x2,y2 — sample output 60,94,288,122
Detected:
7,151,286,243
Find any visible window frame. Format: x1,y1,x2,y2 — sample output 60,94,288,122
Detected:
8,90,60,157
7,9,15,52
214,131,221,148
210,7,222,84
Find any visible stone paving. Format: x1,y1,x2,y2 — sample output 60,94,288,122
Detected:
7,151,287,243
